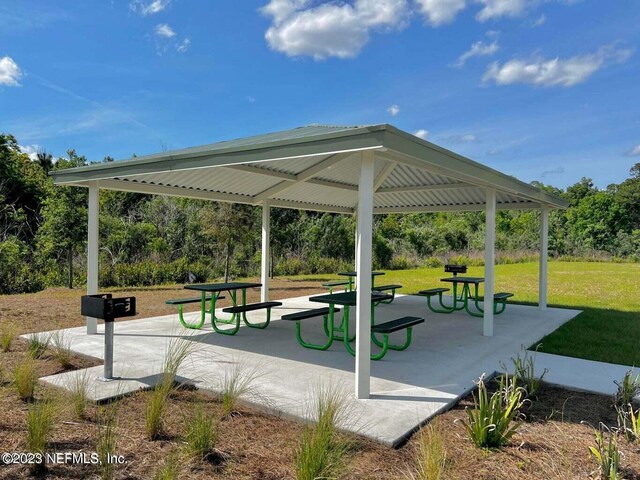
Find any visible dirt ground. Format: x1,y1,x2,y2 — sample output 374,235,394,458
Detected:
1,283,640,479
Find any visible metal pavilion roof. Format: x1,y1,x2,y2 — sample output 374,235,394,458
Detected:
51,124,569,213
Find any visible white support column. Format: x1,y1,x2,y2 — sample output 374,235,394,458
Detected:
539,205,549,310
354,214,359,272
355,150,374,400
483,188,496,337
86,183,99,335
261,200,271,303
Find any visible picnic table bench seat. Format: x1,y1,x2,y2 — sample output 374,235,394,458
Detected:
217,301,283,331
165,295,223,305
417,287,451,313
372,284,402,304
222,301,282,314
477,292,513,314
370,316,424,360
281,307,344,350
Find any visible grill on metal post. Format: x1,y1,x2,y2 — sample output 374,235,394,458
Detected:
80,294,136,381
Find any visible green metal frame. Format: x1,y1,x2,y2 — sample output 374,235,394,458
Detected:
424,282,509,317
373,288,396,305
176,291,231,329
210,289,274,335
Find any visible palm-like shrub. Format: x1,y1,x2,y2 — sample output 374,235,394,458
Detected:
460,375,526,449
589,429,622,480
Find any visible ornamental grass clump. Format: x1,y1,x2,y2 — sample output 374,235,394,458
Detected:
96,405,118,480
460,374,526,449
153,451,181,480
294,382,350,480
0,322,18,352
184,404,220,461
26,395,60,473
69,369,91,418
589,428,622,480
27,333,50,359
14,356,39,401
50,330,73,369
410,418,448,480
218,359,265,418
145,337,193,440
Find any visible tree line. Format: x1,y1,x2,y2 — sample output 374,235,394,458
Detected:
1,132,639,295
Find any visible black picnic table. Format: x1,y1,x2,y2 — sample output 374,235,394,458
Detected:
337,271,385,291
180,282,262,329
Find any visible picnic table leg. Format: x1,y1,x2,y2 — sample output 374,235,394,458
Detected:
176,292,207,329
211,289,241,335
207,291,236,325
242,287,273,329
323,308,355,342
343,307,389,360
295,304,336,350
464,283,484,317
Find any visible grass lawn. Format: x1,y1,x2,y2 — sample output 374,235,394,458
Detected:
291,261,640,366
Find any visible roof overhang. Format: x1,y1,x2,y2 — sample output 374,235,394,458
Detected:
51,124,568,214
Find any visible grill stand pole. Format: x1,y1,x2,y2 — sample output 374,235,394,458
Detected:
97,319,118,382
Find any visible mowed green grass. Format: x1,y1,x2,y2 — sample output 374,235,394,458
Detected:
290,262,640,366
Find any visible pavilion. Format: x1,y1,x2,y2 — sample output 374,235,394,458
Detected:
51,124,569,400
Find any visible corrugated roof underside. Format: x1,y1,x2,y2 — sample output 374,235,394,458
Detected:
105,151,536,211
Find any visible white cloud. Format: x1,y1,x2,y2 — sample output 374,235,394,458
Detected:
476,0,528,22
0,56,22,86
414,129,429,139
176,38,191,53
261,0,409,60
625,145,640,157
387,104,400,116
461,133,477,142
19,144,40,161
414,0,467,26
454,37,499,66
155,23,176,38
130,0,171,16
483,45,634,87
531,13,546,27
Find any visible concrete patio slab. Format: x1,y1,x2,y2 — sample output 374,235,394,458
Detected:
525,352,639,396
38,294,580,447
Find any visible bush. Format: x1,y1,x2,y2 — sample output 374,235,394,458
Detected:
460,375,526,449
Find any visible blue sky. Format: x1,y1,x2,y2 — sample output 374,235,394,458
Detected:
1,0,639,189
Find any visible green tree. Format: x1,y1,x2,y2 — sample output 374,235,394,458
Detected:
36,150,88,288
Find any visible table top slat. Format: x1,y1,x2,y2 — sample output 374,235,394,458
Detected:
440,276,485,284
184,282,261,292
337,271,385,277
309,291,392,306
